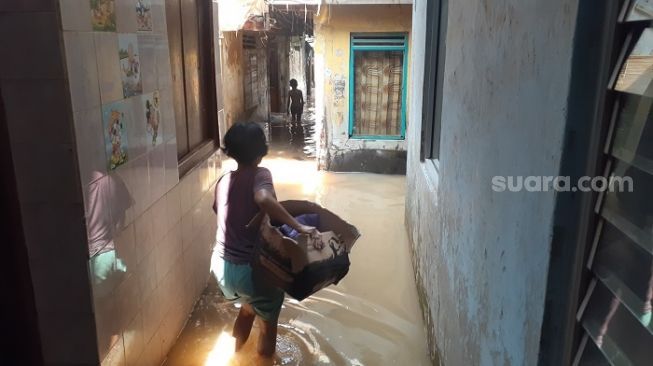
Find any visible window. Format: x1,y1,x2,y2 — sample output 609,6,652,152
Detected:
166,0,219,175
568,1,653,364
420,0,447,160
349,34,408,139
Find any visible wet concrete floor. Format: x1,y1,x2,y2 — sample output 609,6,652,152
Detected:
163,157,431,366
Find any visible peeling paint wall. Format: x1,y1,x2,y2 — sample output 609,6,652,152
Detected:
314,4,412,171
405,0,579,365
220,31,270,128
221,32,246,128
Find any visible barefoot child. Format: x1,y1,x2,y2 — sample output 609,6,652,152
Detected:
211,122,318,357
287,79,304,124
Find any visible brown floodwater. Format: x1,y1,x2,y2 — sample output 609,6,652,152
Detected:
164,158,430,366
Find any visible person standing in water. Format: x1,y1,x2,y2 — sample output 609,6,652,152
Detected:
287,78,304,124
211,122,319,357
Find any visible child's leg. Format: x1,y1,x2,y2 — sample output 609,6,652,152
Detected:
233,303,256,351
257,317,278,357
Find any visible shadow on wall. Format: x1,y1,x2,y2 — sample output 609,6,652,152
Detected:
86,171,134,356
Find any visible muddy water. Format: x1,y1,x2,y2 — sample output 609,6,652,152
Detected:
164,158,430,366
267,94,317,161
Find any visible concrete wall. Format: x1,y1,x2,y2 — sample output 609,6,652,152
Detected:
0,0,224,364
405,0,579,365
289,35,307,97
0,2,98,364
221,31,270,127
221,32,246,128
314,4,411,172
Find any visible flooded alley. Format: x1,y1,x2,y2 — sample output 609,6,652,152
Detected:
164,157,430,365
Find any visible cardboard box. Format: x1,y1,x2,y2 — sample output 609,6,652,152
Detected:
247,200,361,301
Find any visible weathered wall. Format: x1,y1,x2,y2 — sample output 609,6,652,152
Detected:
314,4,412,171
405,0,578,365
221,31,246,128
221,31,269,126
289,35,306,97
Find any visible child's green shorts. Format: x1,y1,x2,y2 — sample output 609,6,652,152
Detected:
211,254,284,322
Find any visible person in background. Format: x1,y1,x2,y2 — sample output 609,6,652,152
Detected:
211,122,318,357
287,78,305,124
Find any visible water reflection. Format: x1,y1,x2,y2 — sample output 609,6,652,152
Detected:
86,171,134,356
268,93,317,161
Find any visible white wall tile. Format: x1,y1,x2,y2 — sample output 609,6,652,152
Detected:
73,107,106,187
140,285,162,346
179,175,192,216
138,34,157,93
149,144,166,202
122,311,145,366
92,284,121,361
137,247,158,300
114,223,137,271
101,336,126,366
154,223,181,286
151,0,167,34
158,88,175,142
113,163,136,227
130,155,151,217
189,168,202,207
116,0,138,33
182,249,197,302
165,184,181,229
95,32,123,104
134,207,154,263
60,0,92,31
155,36,172,90
64,32,101,112
149,194,168,243
124,95,148,160
180,214,193,252
115,273,141,330
164,138,179,191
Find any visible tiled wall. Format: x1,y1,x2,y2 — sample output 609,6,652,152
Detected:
93,158,221,366
1,0,222,363
58,0,223,365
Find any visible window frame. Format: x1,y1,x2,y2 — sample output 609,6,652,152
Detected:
420,0,447,161
348,33,409,140
168,0,220,177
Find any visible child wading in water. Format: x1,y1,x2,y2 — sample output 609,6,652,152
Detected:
287,79,304,124
211,122,319,358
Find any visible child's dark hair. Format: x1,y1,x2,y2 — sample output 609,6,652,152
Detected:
222,122,268,165
289,79,298,88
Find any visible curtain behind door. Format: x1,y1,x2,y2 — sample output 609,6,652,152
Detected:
353,50,403,136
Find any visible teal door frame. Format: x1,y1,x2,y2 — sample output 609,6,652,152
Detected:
349,33,408,140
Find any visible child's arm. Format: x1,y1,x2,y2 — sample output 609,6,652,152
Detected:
287,94,291,115
255,189,317,235
300,90,304,105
